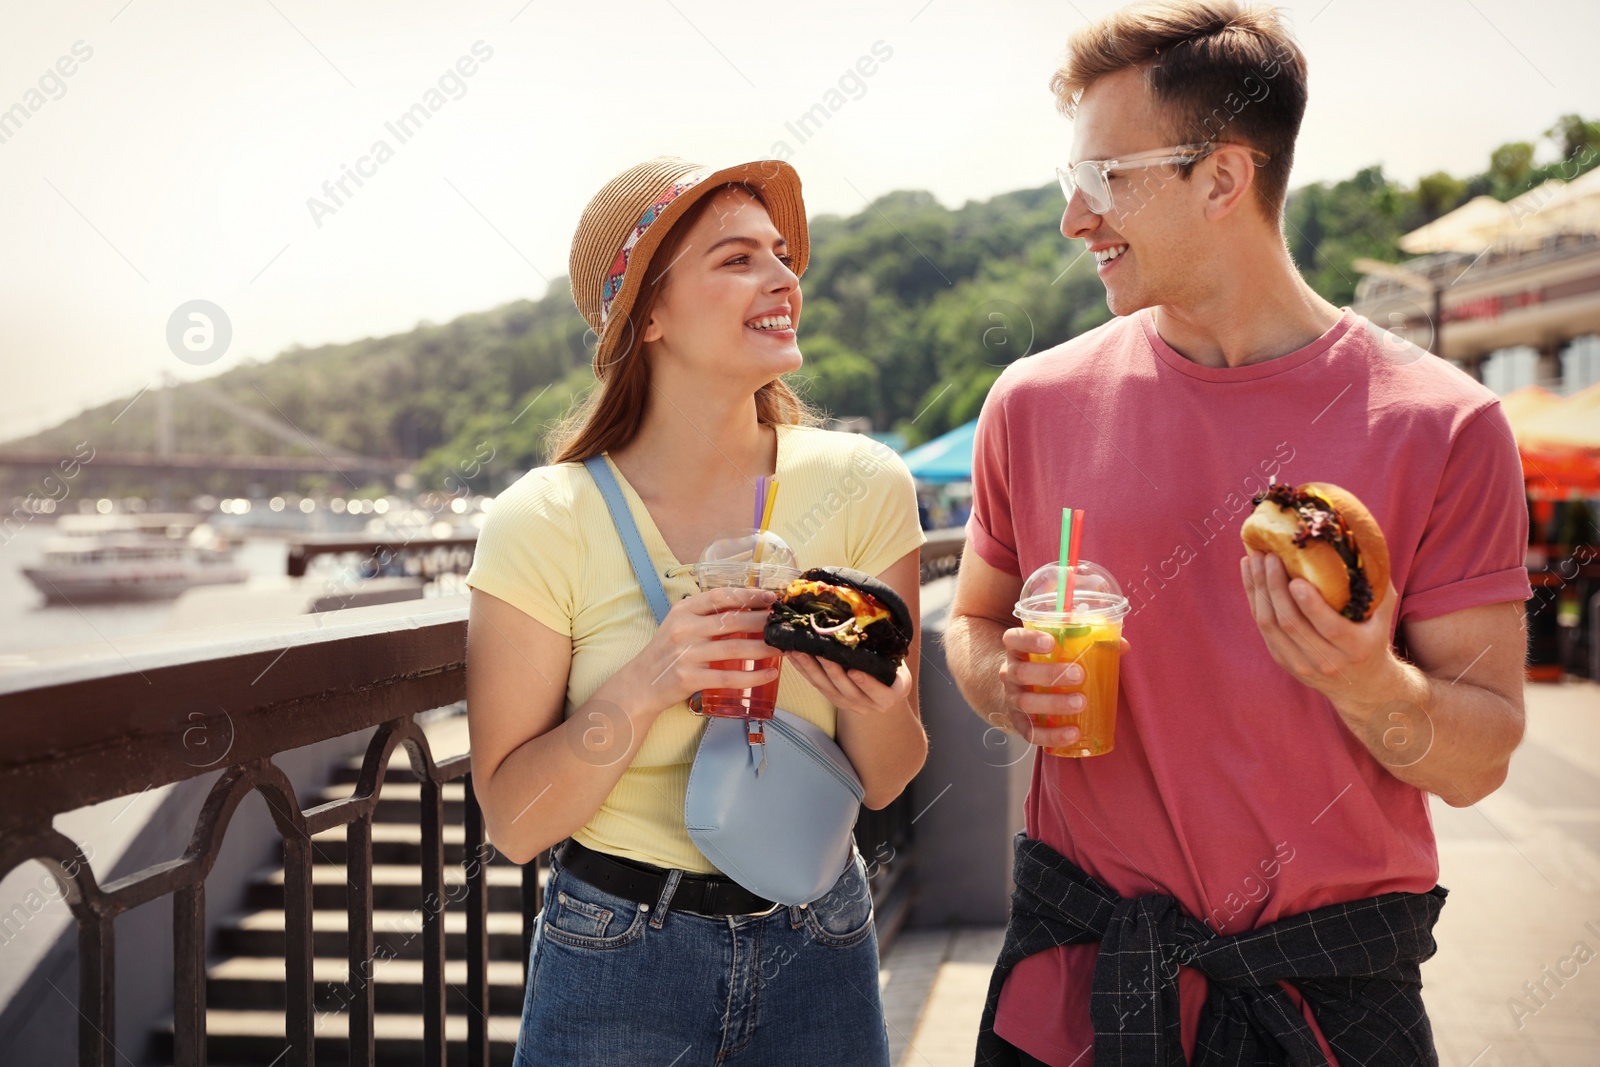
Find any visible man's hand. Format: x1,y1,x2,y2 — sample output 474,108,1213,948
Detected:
1239,547,1407,717
1240,546,1526,806
996,628,1133,749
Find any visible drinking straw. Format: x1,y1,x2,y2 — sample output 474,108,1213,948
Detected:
1065,508,1085,614
758,479,780,544
749,478,780,581
1056,507,1073,613
753,476,767,531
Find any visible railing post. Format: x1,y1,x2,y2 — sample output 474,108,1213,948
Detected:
173,883,207,1067
420,777,447,1067
463,777,491,1067
283,834,316,1066
78,911,116,1067
346,814,376,1067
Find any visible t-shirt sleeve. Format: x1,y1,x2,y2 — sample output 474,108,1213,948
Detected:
846,437,926,579
966,379,1020,575
1399,401,1532,623
464,473,577,637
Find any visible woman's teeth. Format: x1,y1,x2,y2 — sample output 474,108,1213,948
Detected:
746,315,792,331
1095,244,1128,266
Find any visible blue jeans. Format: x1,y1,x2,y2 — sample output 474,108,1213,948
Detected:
514,849,891,1066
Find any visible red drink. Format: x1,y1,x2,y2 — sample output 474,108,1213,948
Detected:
692,558,797,720
700,631,780,719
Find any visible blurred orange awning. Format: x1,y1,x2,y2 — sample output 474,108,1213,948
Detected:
1503,384,1600,497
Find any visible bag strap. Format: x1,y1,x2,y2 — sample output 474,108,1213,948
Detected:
584,454,765,763
582,454,673,625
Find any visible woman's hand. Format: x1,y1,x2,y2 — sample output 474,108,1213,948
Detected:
785,651,912,717
614,586,783,716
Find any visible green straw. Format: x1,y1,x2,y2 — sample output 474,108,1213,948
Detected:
1056,507,1072,613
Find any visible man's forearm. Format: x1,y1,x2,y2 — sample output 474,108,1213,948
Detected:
944,613,1013,730
1332,655,1523,806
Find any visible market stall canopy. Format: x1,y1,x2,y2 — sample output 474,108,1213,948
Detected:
900,419,977,484
1525,383,1600,449
1399,173,1600,255
1502,384,1600,497
1501,385,1567,431
1400,194,1530,255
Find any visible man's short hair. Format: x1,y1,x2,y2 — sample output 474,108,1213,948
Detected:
1050,1,1309,221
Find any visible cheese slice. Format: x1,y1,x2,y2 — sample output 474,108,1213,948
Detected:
783,579,891,625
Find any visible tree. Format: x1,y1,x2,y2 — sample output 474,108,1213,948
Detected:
1415,171,1468,221
1547,113,1600,166
1488,141,1536,197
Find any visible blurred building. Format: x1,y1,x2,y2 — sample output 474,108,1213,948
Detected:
1353,168,1600,395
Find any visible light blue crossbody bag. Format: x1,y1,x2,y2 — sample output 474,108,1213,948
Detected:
584,455,864,906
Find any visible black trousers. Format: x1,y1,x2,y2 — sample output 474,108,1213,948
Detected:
992,1036,1051,1067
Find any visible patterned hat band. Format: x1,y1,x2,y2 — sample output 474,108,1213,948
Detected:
598,167,712,327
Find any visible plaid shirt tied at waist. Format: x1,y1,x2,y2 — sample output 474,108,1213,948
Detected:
976,832,1448,1067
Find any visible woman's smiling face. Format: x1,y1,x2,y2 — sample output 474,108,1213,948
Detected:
641,185,804,387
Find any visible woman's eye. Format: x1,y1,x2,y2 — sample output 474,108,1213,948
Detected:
778,255,794,266
724,255,749,266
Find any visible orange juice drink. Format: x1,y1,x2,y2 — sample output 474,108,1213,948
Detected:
1022,616,1124,757
1014,561,1129,758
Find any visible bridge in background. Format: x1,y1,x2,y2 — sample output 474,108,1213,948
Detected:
1,375,414,496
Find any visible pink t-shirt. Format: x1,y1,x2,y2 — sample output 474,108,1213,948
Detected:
969,308,1532,1066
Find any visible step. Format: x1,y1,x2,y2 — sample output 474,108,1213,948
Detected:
206,954,526,1014
329,758,464,793
329,729,467,790
152,1007,519,1067
217,909,528,962
246,863,528,912
317,781,473,824
308,820,518,867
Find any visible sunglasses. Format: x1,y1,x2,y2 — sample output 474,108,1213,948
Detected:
1056,142,1270,216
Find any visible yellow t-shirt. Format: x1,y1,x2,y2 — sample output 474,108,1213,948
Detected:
464,423,926,872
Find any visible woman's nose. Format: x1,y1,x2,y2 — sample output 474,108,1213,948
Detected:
768,258,798,289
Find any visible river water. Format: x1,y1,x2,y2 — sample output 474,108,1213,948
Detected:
0,522,292,658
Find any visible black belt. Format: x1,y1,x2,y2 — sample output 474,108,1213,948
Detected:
555,839,778,917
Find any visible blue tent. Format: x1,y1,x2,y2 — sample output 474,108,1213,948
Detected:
900,419,977,484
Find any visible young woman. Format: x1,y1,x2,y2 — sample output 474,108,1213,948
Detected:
464,156,927,1066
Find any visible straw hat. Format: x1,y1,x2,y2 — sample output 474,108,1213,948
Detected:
569,156,809,373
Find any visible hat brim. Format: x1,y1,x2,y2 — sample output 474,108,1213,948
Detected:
591,160,808,371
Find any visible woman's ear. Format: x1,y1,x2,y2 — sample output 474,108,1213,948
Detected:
641,310,664,344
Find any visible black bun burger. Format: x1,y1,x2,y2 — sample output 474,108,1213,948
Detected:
763,567,912,687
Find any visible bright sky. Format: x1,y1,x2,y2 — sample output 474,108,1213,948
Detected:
2,0,1597,439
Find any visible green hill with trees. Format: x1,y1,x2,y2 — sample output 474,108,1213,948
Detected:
8,114,1597,500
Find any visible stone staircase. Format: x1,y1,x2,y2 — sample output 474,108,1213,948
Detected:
151,746,533,1065
146,708,915,1065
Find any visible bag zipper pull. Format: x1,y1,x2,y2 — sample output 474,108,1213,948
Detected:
747,719,767,776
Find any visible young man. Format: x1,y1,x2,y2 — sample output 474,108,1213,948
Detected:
945,3,1532,1065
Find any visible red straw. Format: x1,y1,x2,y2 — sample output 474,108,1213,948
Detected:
1064,508,1085,613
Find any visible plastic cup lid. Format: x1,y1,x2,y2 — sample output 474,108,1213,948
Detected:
1014,558,1128,622
696,527,798,570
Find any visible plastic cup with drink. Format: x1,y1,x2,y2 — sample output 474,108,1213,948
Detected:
692,527,798,719
1013,507,1130,757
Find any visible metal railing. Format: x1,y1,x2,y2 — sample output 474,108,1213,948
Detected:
1,598,475,1067
0,532,963,1066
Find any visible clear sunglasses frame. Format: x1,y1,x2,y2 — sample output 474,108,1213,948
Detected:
1056,142,1270,216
